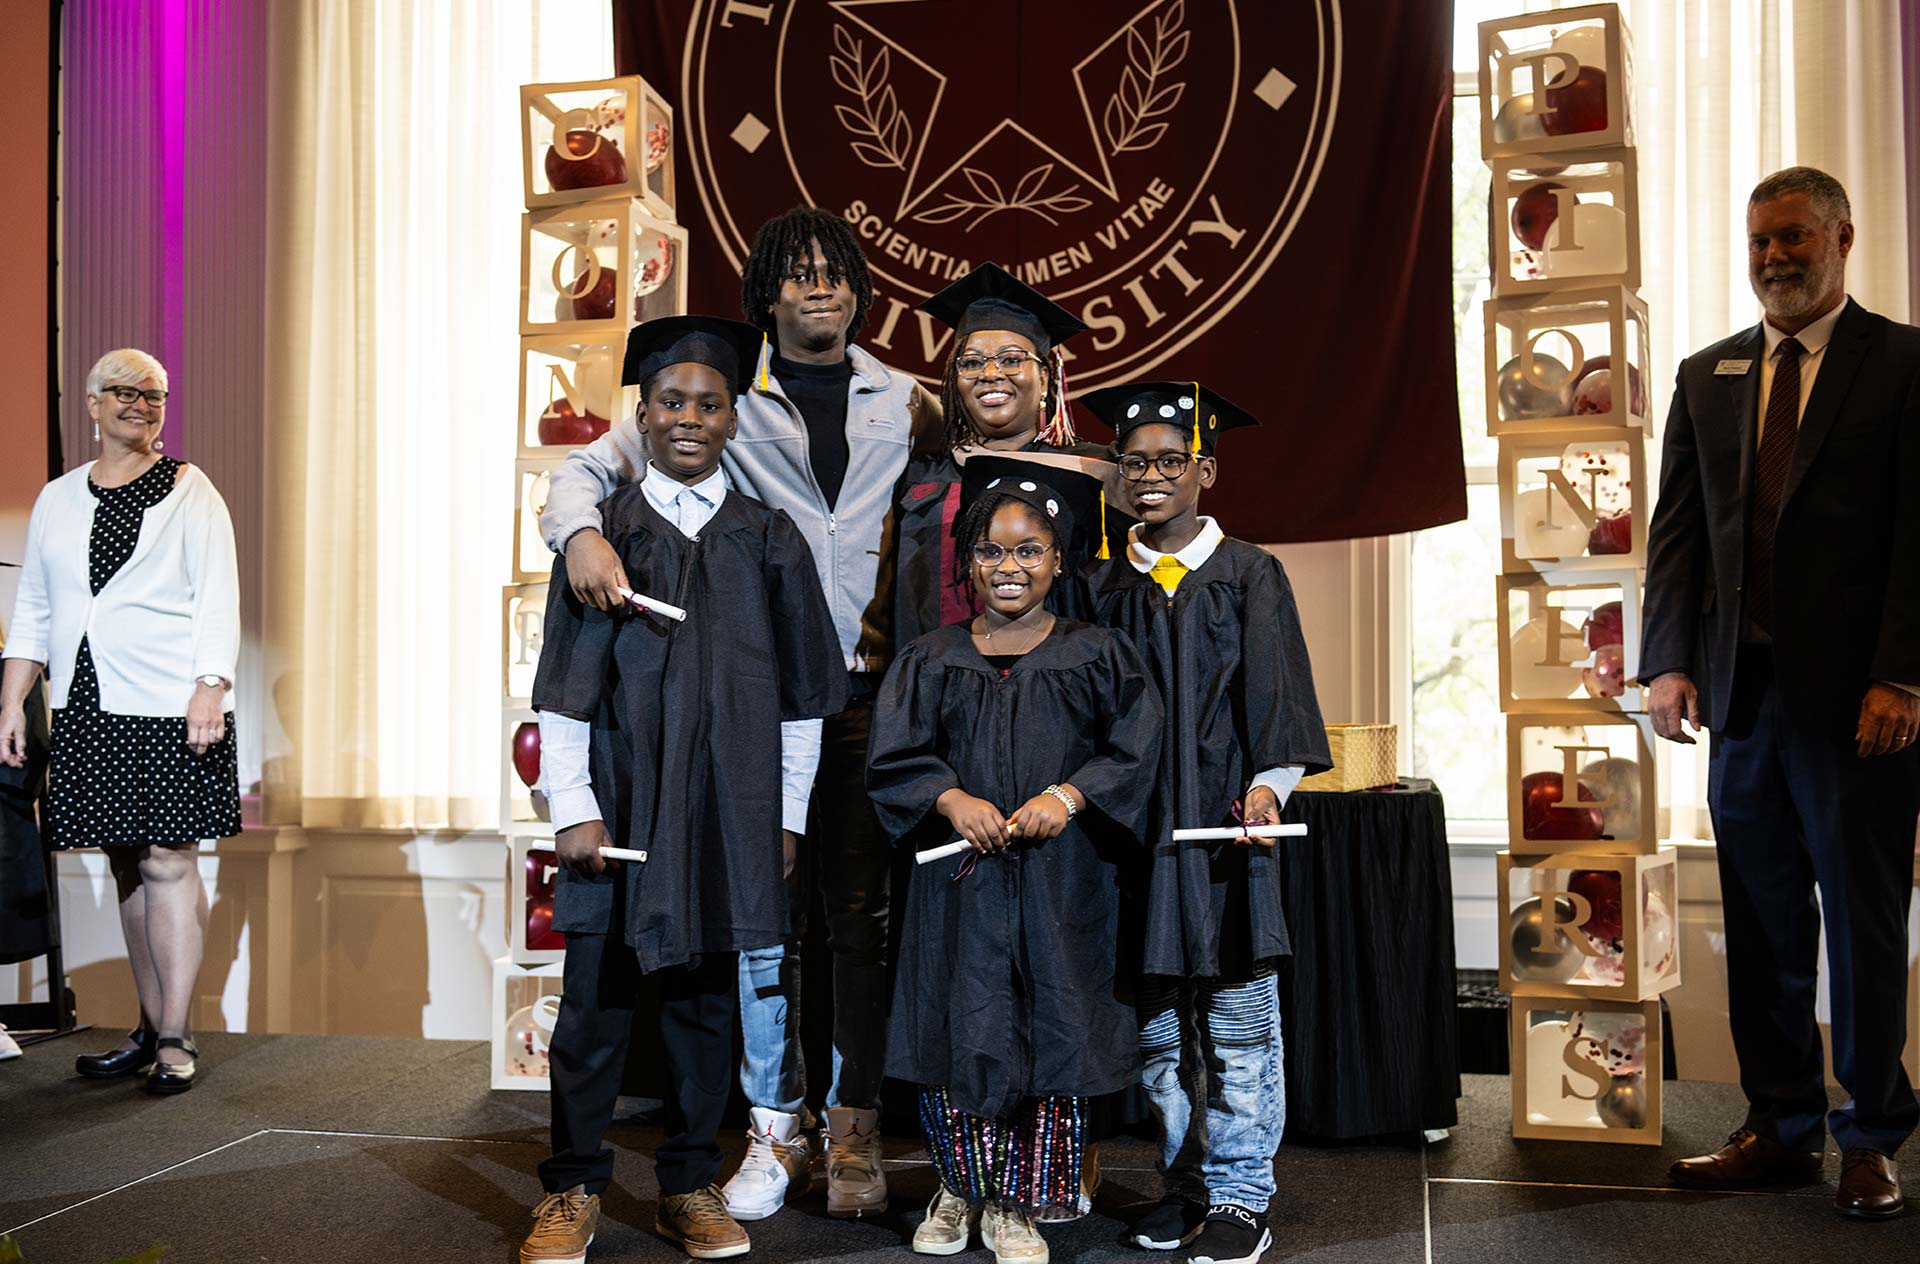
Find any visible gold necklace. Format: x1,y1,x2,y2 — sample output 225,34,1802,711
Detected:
979,611,1053,654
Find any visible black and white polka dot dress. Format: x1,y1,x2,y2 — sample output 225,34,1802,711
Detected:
44,457,241,849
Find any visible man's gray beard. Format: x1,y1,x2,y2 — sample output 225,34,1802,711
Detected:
1754,250,1843,323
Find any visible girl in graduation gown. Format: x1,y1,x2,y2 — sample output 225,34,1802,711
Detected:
893,262,1128,650
867,477,1162,1263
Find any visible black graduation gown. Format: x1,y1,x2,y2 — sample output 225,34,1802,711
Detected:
866,620,1163,1119
892,442,1129,649
533,484,847,974
1087,538,1331,979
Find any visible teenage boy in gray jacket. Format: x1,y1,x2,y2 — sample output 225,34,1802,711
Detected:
541,206,939,1224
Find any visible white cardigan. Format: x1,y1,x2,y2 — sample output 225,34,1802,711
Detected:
4,462,239,715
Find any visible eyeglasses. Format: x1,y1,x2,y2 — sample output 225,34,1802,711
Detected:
101,385,169,407
954,351,1045,379
1119,453,1192,481
970,541,1053,569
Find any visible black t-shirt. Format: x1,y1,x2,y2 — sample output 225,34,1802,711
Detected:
772,353,854,509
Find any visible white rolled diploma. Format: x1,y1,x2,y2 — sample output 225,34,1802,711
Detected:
1170,823,1308,842
528,839,651,863
618,586,688,623
915,838,973,865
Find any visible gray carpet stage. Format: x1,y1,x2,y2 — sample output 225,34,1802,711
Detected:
3,1033,1917,1262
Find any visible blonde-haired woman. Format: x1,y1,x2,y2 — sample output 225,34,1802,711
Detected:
0,349,240,1094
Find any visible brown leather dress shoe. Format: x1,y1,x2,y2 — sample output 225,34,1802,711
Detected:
1669,1128,1824,1188
1835,1149,1904,1219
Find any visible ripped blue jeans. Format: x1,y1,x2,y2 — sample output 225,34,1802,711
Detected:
1137,971,1283,1212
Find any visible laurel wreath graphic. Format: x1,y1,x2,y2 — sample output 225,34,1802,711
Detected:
830,25,913,169
1103,1,1189,155
912,164,1094,229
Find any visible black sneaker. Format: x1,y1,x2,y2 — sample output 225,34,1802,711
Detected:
1128,1195,1206,1250
1186,1204,1270,1264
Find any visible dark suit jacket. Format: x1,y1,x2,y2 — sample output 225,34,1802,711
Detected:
1639,298,1920,738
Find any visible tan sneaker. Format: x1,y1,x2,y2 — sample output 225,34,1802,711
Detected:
912,1185,978,1255
521,1187,600,1264
823,1106,888,1217
656,1184,751,1259
980,1201,1049,1264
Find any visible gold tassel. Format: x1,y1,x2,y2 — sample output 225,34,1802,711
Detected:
757,331,771,391
1190,380,1203,455
1097,488,1110,560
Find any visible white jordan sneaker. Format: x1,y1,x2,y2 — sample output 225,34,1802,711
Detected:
722,1107,812,1221
822,1106,888,1218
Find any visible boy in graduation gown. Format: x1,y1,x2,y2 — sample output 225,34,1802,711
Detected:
867,467,1163,1264
894,263,1129,649
520,317,848,1264
1078,383,1331,1264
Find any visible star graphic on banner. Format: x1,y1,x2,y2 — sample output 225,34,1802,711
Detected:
828,0,1166,219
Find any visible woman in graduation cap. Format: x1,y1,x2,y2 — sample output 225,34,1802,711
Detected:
867,470,1162,1264
520,316,849,1264
1078,382,1331,1264
893,263,1125,651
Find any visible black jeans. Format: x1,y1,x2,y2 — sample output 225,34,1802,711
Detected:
541,935,736,1196
806,680,892,1110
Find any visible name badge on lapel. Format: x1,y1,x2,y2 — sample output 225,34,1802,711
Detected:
1714,359,1753,376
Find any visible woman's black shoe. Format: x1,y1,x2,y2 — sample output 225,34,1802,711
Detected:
145,1037,199,1094
75,1028,157,1079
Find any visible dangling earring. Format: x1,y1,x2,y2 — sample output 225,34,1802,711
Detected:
92,422,100,442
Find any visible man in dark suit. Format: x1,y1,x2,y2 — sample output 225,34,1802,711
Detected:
1641,166,1920,1219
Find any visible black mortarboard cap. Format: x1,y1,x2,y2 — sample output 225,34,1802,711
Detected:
1076,381,1259,457
621,315,766,397
918,262,1090,354
956,454,1111,565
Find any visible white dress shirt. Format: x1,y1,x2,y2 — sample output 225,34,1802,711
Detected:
539,462,825,832
1126,517,1306,807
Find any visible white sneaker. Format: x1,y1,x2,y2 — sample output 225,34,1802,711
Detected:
0,1026,20,1061
980,1201,1049,1264
822,1106,888,1218
912,1185,977,1255
722,1107,811,1221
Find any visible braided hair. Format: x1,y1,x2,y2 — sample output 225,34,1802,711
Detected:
940,345,1068,452
950,491,1062,595
739,206,873,346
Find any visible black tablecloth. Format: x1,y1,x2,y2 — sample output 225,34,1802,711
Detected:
1276,778,1459,1140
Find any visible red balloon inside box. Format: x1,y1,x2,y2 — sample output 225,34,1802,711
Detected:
561,268,617,322
537,398,611,446
1542,67,1608,135
526,896,565,952
512,721,541,788
1511,182,1565,251
545,130,628,192
1569,869,1625,941
1584,600,1624,651
1588,512,1632,555
1521,770,1605,840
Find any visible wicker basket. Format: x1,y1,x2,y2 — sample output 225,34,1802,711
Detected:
1297,723,1398,792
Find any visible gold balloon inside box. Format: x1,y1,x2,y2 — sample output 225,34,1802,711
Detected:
1498,848,1680,1002
1296,724,1397,792
1478,2,1635,161
1483,285,1650,436
1510,996,1663,1144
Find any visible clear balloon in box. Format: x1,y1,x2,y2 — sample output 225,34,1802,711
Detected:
1506,712,1657,857
1510,995,1662,1143
500,705,555,840
1496,568,1643,714
1496,427,1646,573
519,197,688,337
1498,848,1680,1001
491,955,565,1091
522,75,676,218
512,457,561,585
1478,3,1634,159
519,332,631,457
502,582,549,705
1488,148,1641,297
508,837,567,967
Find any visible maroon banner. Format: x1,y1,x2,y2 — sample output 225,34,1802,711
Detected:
614,1,1463,542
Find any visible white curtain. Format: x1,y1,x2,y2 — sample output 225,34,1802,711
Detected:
262,1,613,829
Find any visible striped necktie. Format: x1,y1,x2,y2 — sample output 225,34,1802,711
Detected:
1745,336,1803,633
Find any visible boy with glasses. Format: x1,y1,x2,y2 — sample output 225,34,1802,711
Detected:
1079,383,1331,1264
